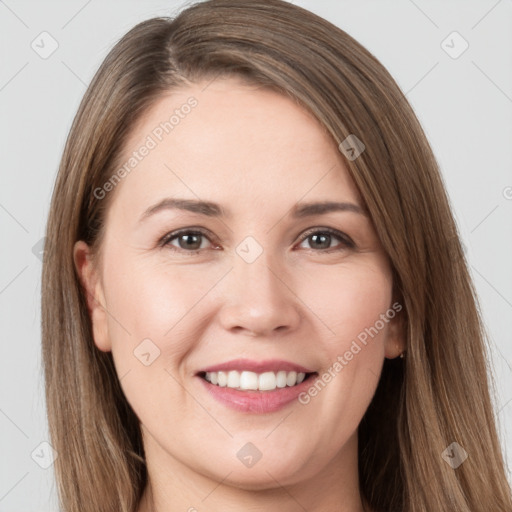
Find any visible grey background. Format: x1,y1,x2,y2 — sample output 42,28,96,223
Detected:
1,0,511,510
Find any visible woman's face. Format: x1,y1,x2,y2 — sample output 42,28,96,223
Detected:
76,77,404,491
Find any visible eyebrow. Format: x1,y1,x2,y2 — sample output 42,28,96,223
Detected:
139,198,368,222
292,200,367,218
140,198,227,221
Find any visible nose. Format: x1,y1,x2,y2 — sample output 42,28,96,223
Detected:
217,251,302,337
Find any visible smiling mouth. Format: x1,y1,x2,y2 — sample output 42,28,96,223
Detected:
197,370,318,392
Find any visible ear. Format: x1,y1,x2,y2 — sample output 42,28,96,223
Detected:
73,240,111,352
383,301,406,360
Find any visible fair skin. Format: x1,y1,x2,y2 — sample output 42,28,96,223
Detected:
75,77,404,512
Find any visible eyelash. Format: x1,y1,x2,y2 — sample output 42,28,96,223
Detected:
158,227,355,255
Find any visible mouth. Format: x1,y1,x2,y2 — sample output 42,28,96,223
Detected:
196,369,319,413
197,370,319,392
194,358,319,412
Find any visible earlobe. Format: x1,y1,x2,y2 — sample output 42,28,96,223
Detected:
384,306,406,360
73,241,112,352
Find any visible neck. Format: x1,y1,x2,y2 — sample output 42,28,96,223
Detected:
137,428,368,512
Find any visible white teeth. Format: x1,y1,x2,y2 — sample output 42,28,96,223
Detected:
240,371,258,390
258,371,276,391
204,370,308,391
227,370,240,388
276,370,287,388
286,371,297,386
217,371,227,387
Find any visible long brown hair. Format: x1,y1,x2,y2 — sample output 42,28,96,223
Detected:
41,1,512,511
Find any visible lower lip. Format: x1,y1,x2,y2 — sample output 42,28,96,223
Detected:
197,374,318,413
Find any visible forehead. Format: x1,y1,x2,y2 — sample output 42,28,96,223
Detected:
108,77,363,217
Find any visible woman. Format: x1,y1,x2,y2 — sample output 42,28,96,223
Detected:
41,1,512,511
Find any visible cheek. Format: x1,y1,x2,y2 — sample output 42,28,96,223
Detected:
101,253,226,360
295,259,393,417
298,259,393,347
99,256,220,419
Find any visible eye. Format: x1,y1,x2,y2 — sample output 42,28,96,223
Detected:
159,228,218,254
296,227,355,252
159,226,355,255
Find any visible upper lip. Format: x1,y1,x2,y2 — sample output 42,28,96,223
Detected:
197,358,316,374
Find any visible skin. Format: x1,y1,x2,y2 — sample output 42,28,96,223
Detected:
75,77,405,512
